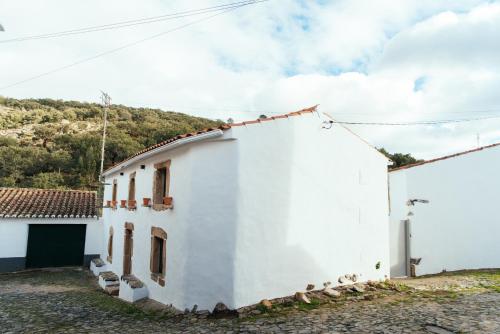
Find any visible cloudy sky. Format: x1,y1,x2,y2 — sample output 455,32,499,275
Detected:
1,0,500,158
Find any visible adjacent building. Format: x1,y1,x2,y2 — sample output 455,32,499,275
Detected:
99,106,391,311
0,188,102,273
389,143,500,277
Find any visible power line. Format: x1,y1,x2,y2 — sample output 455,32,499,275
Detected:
327,115,500,126
0,2,262,91
0,1,266,43
325,108,500,116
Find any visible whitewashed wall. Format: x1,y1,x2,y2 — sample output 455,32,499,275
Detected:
0,222,28,258
103,113,390,311
388,172,408,277
0,218,103,259
389,145,500,276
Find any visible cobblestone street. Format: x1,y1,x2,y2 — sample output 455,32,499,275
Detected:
0,268,499,333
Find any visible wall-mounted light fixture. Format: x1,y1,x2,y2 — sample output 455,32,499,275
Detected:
407,199,429,206
322,120,334,129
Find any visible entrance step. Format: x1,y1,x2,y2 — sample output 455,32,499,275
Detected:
119,275,148,303
105,285,120,296
98,271,120,290
90,258,107,276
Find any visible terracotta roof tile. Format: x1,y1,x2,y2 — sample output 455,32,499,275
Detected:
0,188,98,219
390,142,500,172
104,105,318,173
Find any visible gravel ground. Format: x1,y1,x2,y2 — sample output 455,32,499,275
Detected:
0,268,499,333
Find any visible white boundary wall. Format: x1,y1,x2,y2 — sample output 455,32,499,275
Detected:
103,113,390,311
389,145,500,276
0,218,103,267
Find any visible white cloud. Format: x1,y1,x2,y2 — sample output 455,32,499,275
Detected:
1,0,500,159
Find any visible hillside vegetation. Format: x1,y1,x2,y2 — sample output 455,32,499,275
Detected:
0,97,223,190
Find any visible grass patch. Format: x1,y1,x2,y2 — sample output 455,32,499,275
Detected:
297,298,321,311
0,268,92,288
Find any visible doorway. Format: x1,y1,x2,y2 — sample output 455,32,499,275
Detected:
123,223,134,276
26,224,86,268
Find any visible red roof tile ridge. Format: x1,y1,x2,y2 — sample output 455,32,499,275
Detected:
390,142,500,172
103,105,319,174
0,187,96,194
229,105,319,127
0,187,98,218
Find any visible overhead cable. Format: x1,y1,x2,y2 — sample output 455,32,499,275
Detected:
0,1,267,43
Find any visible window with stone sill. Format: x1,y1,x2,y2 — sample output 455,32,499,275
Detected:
152,160,172,210
150,227,167,286
111,179,118,209
128,172,136,209
128,172,136,200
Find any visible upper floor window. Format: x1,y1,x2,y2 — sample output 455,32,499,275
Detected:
112,179,118,207
128,172,136,201
153,160,172,207
111,179,118,203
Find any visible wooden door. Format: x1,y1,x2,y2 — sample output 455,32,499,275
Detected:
123,227,133,276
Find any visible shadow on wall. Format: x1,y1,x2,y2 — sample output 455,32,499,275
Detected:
181,123,343,310
182,139,240,311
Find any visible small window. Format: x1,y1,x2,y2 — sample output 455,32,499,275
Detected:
128,172,136,201
152,237,164,274
112,179,118,203
153,160,171,206
150,227,167,286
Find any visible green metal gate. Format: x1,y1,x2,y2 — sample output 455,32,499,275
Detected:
26,224,87,268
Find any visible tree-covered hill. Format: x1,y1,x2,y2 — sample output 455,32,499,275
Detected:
0,97,223,190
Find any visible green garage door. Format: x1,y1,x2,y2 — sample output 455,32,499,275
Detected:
26,224,87,268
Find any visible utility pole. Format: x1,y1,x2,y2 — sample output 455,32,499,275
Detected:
99,91,111,182
476,133,480,148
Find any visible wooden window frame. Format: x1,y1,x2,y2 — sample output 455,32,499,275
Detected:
111,179,118,209
128,172,137,210
107,226,114,263
152,160,173,211
123,223,134,276
150,226,167,286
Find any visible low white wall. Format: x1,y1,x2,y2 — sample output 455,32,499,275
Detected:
389,146,500,276
102,112,390,311
0,218,102,258
84,219,103,255
0,222,28,258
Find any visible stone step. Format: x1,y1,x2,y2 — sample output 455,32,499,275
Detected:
91,258,105,268
100,271,119,282
105,285,120,296
121,275,144,289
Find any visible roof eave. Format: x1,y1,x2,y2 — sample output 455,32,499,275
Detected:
102,129,224,177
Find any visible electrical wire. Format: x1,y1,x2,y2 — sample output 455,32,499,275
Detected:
0,2,262,91
0,0,267,43
328,115,500,126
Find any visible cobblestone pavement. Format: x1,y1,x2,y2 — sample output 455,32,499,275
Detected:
0,268,499,333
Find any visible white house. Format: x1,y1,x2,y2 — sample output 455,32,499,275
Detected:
0,188,102,273
389,143,500,277
99,106,391,311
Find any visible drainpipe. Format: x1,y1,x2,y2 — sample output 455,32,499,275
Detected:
405,199,429,277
